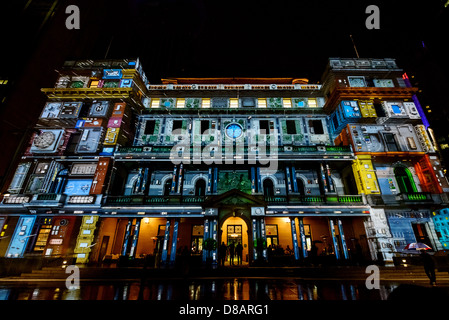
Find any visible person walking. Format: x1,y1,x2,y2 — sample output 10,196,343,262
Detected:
219,242,227,267
236,242,243,265
229,242,235,265
421,250,436,286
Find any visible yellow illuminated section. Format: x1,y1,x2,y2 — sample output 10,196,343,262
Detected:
202,98,210,108
351,155,380,194
151,98,160,108
74,216,99,264
258,98,267,108
358,100,377,118
230,98,239,108
283,98,292,108
176,98,185,108
308,98,317,108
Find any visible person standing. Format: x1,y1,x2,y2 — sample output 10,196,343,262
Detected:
219,242,227,267
236,242,243,265
421,250,436,286
229,242,235,265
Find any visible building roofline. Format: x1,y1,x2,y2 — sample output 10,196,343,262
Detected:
161,77,309,85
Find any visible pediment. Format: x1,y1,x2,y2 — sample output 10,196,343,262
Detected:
204,189,266,207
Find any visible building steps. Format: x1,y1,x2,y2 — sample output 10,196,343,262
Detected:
7,265,449,281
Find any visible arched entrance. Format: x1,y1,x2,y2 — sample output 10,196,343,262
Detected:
394,166,418,193
219,215,251,266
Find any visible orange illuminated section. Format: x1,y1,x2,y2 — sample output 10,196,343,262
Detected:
414,155,443,194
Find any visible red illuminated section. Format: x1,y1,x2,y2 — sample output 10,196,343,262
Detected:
414,155,443,194
90,157,111,195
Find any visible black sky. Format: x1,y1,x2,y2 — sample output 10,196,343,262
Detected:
1,0,448,82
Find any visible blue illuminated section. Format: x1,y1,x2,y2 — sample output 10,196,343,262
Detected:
403,73,430,128
103,69,123,79
5,215,37,258
412,95,430,128
64,179,92,195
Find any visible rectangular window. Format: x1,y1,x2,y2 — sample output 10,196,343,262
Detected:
172,120,183,131
396,78,407,88
348,76,366,87
309,120,324,134
89,80,99,88
286,120,297,134
144,120,156,135
383,133,399,151
373,79,394,87
304,224,312,251
201,120,209,133
259,120,269,134
8,163,31,193
212,98,228,108
241,97,256,107
191,225,204,254
266,224,279,247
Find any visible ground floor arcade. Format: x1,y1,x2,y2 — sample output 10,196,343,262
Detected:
1,213,374,266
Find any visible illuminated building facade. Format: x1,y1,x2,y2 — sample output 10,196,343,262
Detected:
0,57,447,266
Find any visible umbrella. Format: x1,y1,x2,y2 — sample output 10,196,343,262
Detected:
404,242,432,250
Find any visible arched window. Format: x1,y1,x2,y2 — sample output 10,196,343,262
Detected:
195,179,206,196
163,179,172,196
263,178,274,196
394,166,417,193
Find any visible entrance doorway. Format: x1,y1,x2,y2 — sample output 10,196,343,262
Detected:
221,216,249,265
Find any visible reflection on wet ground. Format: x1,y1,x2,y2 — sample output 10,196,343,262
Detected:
0,279,398,300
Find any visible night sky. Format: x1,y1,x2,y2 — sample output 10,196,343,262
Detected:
1,0,448,82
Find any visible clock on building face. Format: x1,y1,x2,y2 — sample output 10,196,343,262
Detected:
33,131,56,149
225,123,243,139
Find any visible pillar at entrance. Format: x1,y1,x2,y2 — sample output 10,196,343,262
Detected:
202,218,210,263
252,217,267,262
298,217,308,259
169,219,179,264
202,217,218,265
161,219,171,265
337,219,349,260
329,218,340,260
121,219,133,256
129,218,141,258
290,217,300,260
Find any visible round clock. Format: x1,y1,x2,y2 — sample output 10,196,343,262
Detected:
225,123,243,139
33,131,56,149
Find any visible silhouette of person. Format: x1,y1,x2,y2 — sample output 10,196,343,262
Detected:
219,242,227,266
236,242,243,265
421,250,436,285
229,242,235,265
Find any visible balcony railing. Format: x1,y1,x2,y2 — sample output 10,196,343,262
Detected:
263,194,363,205
23,193,67,208
104,195,206,206
397,192,433,202
1,194,32,204
366,192,444,206
115,145,352,157
147,84,322,91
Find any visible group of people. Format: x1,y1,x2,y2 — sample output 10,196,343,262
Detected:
219,241,244,266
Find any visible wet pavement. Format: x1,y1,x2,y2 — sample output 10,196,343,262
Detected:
0,278,399,300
